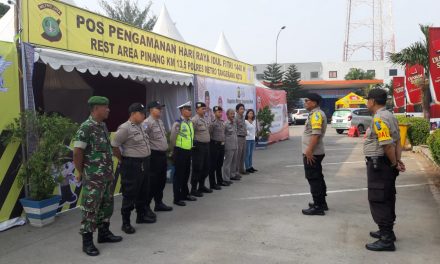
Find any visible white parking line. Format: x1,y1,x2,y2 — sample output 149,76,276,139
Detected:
238,183,427,201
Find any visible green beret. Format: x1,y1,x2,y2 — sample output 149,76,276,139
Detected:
88,96,109,106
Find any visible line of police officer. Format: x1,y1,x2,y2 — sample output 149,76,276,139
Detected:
74,97,248,256
300,90,406,252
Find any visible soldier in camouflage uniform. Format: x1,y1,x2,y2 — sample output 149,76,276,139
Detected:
73,96,122,257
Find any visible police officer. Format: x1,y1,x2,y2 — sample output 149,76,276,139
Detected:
144,101,173,213
364,88,405,251
301,93,329,216
191,102,213,197
112,103,155,236
224,108,240,183
209,106,226,188
73,96,122,257
170,101,197,206
235,104,247,176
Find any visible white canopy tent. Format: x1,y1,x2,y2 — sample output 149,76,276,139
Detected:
152,4,185,42
0,4,14,42
214,32,237,60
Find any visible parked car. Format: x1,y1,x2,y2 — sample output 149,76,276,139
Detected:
331,108,372,134
291,109,309,125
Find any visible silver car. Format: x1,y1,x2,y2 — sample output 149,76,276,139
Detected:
331,108,372,134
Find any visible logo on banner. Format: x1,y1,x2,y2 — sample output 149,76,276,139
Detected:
39,3,63,42
0,56,12,92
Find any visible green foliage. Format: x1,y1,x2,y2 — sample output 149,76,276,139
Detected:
427,130,440,165
344,68,375,80
3,111,78,200
263,63,284,88
99,0,157,31
0,3,10,19
282,64,302,110
257,106,274,140
396,116,429,146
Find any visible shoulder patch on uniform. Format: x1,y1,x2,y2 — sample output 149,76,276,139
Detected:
310,112,323,129
373,117,391,142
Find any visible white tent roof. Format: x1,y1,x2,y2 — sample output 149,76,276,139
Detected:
34,47,193,86
214,32,237,60
152,5,185,42
0,5,14,42
254,79,271,89
60,0,77,5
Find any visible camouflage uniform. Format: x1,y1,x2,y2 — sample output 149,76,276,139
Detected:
74,116,114,234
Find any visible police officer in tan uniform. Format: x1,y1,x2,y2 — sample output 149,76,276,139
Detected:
301,93,328,216
209,106,226,188
144,101,173,214
112,103,155,235
364,89,405,252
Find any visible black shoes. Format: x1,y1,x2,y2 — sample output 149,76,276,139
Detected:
173,200,186,206
121,214,136,234
82,232,99,256
136,213,156,224
154,202,173,212
230,176,241,181
302,206,325,216
308,202,329,211
146,207,157,219
184,195,197,201
220,182,230,186
250,167,258,172
246,169,254,173
199,186,213,193
190,190,204,197
370,230,397,242
211,185,222,190
366,238,396,251
240,171,250,175
97,223,123,243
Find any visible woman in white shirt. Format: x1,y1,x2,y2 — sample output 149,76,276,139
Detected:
244,109,258,173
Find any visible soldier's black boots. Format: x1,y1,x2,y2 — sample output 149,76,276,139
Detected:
146,206,157,219
190,187,204,197
136,212,156,224
302,205,325,216
154,202,173,212
370,230,396,242
198,186,213,193
82,232,99,256
365,234,396,252
121,214,136,234
97,223,123,243
308,202,329,211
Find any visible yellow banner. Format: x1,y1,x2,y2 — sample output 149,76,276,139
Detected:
22,0,254,84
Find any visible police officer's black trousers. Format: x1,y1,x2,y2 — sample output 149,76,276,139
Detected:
148,150,168,206
303,155,327,206
366,157,397,232
191,142,210,189
209,140,225,187
120,156,150,216
173,147,191,202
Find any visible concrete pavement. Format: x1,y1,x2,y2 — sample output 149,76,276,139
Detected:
0,126,439,264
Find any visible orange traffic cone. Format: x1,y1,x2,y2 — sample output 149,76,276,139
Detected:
348,126,359,137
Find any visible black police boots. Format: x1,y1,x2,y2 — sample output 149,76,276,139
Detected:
97,222,123,243
136,212,156,224
370,230,396,242
302,205,325,216
308,202,329,211
146,206,157,219
366,234,396,251
121,214,136,234
82,232,99,256
154,202,173,212
199,186,213,193
191,187,204,197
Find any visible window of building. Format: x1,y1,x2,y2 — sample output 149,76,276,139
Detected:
310,71,319,79
367,70,376,77
329,71,337,78
389,69,398,76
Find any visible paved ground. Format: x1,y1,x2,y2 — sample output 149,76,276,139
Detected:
1,126,440,264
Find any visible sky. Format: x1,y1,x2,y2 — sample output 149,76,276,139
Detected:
4,0,440,64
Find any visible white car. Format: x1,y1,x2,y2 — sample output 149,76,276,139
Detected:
331,108,372,134
291,109,309,125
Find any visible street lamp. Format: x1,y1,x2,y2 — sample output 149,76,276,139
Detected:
275,26,286,64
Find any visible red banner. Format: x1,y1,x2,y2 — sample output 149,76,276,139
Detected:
256,87,289,143
405,64,423,104
393,76,405,108
429,27,440,104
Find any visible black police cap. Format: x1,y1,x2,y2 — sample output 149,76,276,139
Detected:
305,93,322,105
128,103,147,113
147,101,165,110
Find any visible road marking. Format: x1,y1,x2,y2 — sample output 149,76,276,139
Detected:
285,161,365,168
238,183,427,201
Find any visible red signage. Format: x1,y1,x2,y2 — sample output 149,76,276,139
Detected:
393,76,405,108
429,27,440,104
405,64,423,104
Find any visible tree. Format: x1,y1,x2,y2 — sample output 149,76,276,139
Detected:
388,24,430,120
0,3,10,19
263,63,284,88
344,68,375,80
99,0,157,31
282,64,302,109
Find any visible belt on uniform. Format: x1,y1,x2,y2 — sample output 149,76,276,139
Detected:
365,156,387,162
211,140,225,145
122,156,149,162
151,150,167,155
194,141,209,145
237,135,246,138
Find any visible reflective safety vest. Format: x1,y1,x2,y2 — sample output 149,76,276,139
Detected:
176,120,194,150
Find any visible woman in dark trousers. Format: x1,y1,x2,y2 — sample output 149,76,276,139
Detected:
244,109,258,173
